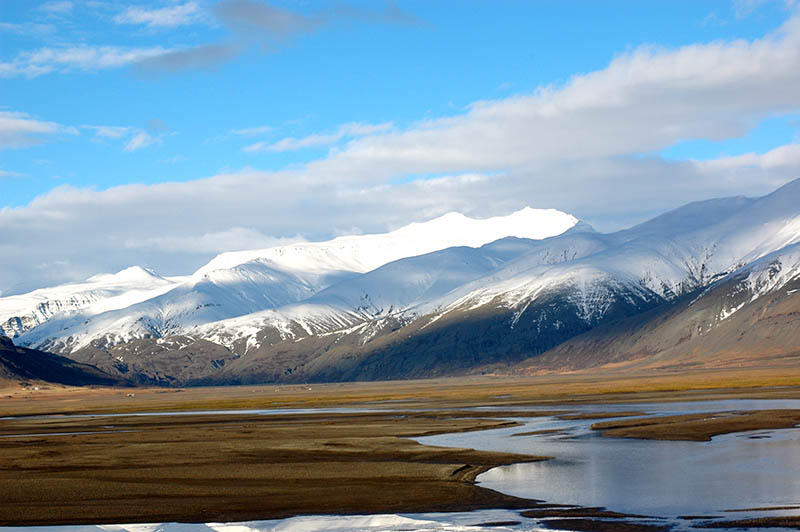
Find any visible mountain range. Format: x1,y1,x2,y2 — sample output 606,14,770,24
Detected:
1,180,799,385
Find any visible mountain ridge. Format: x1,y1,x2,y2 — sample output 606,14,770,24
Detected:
1,180,799,385
0,335,120,387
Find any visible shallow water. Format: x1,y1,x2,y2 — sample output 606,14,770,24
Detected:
0,510,547,531
418,399,800,517
0,407,384,421
3,399,800,531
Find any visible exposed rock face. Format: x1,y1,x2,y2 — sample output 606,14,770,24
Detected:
0,335,120,386
2,181,800,385
519,245,800,373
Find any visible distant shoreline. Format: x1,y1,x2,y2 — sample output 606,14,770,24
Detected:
1,371,800,527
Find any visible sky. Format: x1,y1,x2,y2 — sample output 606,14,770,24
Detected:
2,0,800,295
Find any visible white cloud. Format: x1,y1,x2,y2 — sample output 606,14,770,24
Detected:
114,2,204,29
82,125,162,152
0,111,76,149
83,125,133,139
0,21,57,37
124,131,159,152
232,125,272,136
734,0,798,18
244,122,392,152
299,13,800,184
4,13,800,292
0,45,170,78
38,1,74,16
695,143,800,171
0,169,25,179
124,228,306,254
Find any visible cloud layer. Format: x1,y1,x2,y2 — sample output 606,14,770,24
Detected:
244,122,393,152
114,2,204,29
0,45,170,78
0,111,76,148
2,9,800,294
1,0,425,78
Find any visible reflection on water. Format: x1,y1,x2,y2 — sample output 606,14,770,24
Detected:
418,399,800,516
0,510,547,531
0,407,385,421
3,399,800,530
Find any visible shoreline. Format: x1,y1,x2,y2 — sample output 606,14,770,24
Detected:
2,373,800,528
0,409,549,526
4,366,800,417
591,409,800,441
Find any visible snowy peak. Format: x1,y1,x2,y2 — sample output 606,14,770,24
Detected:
6,181,800,384
616,196,755,242
3,206,579,352
0,265,182,339
192,207,579,280
389,207,579,243
87,266,163,283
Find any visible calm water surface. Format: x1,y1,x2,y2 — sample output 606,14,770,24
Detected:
418,399,800,516
3,399,800,530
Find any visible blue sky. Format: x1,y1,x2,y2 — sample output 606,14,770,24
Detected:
2,0,800,293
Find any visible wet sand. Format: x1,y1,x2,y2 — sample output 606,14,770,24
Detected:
0,409,549,526
3,365,800,417
698,516,800,528
2,368,800,526
539,519,670,531
591,409,800,441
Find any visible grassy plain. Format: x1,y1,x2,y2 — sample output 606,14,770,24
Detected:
1,366,800,526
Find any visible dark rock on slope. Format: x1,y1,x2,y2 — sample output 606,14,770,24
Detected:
517,257,800,373
0,335,120,386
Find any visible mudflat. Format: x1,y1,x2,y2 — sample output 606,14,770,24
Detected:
2,367,800,526
0,410,547,526
591,409,800,441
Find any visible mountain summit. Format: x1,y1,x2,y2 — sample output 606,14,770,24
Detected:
2,181,799,385
1,207,577,356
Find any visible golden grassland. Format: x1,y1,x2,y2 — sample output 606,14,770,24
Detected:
4,365,800,416
0,409,549,526
1,366,800,527
591,409,800,440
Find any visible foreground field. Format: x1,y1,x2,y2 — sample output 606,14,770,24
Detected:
0,409,550,525
1,367,800,527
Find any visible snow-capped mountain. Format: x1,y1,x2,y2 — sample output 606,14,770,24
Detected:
521,238,800,374
175,179,800,383
1,207,577,353
0,267,183,339
203,181,800,359
3,180,799,385
425,185,800,322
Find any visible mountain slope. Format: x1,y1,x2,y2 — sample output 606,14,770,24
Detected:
60,237,560,384
4,180,800,385
0,267,182,339
193,180,800,383
6,207,577,355
0,336,120,386
517,241,800,373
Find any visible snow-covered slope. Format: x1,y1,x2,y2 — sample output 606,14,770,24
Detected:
0,267,183,339
191,207,578,278
429,182,800,321
6,207,578,352
194,179,800,370
194,237,551,352
6,180,800,384
521,238,800,374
